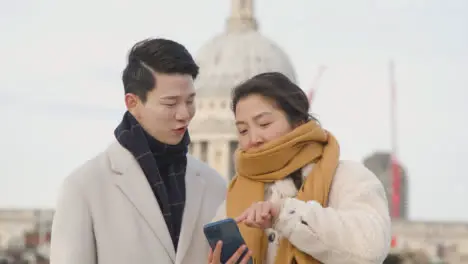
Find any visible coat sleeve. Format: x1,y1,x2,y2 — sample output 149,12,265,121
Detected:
272,161,392,264
50,175,97,264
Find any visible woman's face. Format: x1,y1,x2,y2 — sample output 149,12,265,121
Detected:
235,94,293,150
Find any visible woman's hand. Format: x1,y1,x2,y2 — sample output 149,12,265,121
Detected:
208,241,252,264
235,201,280,229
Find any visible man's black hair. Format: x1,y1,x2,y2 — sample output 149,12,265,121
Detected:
122,38,199,102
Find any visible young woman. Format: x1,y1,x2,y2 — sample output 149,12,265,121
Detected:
208,72,391,264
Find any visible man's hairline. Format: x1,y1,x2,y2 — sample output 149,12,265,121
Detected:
141,61,197,101
139,60,195,80
129,59,196,103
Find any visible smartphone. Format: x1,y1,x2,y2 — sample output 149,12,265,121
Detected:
204,218,253,264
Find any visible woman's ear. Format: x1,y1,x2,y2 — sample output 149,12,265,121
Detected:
293,120,305,129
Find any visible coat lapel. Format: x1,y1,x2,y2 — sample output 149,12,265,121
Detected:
108,142,176,261
176,157,206,264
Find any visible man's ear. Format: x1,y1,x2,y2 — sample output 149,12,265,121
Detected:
125,93,141,117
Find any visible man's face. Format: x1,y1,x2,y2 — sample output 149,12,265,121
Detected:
126,72,196,145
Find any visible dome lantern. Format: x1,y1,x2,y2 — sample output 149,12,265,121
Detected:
226,0,258,33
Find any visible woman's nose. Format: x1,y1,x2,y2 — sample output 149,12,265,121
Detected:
249,132,264,148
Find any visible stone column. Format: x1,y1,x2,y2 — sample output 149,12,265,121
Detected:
208,140,230,180
191,141,202,160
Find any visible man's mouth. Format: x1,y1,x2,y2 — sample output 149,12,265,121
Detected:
173,127,187,134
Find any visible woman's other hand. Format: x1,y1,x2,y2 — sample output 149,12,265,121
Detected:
208,241,252,264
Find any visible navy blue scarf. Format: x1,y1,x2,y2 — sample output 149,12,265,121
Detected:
114,111,190,250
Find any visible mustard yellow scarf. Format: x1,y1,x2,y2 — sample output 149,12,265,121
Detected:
226,121,340,264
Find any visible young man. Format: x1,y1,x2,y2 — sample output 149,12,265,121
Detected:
50,38,227,264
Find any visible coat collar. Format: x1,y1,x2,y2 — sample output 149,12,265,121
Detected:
107,141,206,263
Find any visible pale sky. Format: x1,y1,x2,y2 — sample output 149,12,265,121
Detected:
1,0,467,222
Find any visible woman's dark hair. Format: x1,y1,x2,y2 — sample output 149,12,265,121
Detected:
231,72,316,126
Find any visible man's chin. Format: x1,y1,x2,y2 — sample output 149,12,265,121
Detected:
164,135,185,146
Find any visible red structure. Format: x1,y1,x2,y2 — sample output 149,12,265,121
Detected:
389,60,401,219
24,230,51,248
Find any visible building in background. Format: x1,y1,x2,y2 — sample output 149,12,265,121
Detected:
189,0,296,180
363,152,468,263
363,151,409,220
391,220,468,263
0,209,52,263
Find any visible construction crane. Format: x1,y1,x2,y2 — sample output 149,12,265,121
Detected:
307,65,326,109
389,60,401,220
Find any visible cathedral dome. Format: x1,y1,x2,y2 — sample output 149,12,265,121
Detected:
194,0,296,97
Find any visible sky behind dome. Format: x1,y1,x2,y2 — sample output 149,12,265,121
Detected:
1,0,467,222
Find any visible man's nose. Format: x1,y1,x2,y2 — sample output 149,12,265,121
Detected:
175,105,190,121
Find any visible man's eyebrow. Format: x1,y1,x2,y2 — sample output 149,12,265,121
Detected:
160,96,178,100
160,92,196,100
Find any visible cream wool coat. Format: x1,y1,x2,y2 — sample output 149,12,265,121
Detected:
50,141,227,264
213,160,391,264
